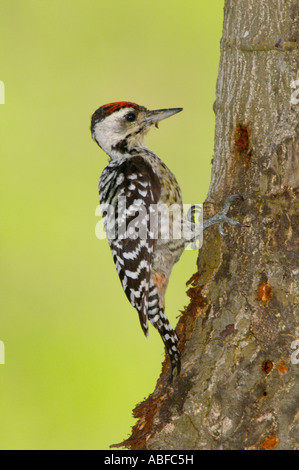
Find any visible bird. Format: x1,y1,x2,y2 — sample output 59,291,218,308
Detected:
91,101,246,379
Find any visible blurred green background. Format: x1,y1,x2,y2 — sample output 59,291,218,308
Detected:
0,0,224,450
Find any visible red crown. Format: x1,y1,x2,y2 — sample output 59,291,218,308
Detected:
100,101,141,115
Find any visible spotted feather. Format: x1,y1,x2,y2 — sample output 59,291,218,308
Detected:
99,156,161,336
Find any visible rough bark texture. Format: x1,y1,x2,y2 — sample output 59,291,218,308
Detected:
115,0,299,450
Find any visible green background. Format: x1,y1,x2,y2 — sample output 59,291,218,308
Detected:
0,0,224,450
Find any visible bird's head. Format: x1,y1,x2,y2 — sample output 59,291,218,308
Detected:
91,101,182,159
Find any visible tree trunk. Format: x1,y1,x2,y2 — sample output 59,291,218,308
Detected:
115,0,299,450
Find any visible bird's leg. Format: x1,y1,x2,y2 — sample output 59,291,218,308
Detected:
202,194,249,236
185,194,248,247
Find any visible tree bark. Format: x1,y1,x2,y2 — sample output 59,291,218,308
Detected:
115,0,299,450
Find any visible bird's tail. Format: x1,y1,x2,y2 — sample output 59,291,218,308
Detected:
147,283,181,380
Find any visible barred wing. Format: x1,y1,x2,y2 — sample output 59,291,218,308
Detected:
99,156,161,337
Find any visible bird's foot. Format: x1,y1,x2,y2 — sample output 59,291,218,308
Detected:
203,194,249,236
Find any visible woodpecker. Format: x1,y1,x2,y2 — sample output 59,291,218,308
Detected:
91,101,245,379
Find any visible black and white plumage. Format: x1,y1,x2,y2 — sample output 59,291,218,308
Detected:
92,102,184,378
99,156,161,338
91,101,246,380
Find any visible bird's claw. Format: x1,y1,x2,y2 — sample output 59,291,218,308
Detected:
217,194,249,236
202,194,249,235
218,216,249,236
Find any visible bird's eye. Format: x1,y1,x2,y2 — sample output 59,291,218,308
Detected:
125,112,136,122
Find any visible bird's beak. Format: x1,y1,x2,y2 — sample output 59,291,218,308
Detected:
143,107,183,128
